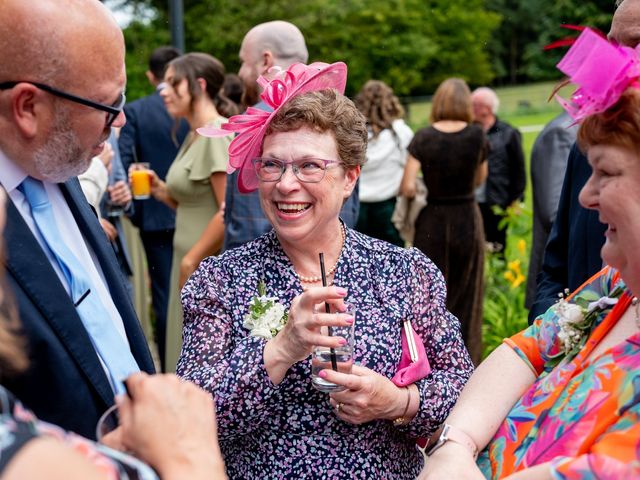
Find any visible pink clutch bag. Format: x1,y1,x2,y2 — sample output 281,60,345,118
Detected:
392,319,431,387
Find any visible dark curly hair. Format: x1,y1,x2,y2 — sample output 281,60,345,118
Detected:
354,80,405,138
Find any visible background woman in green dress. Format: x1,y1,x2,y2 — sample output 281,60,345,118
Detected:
149,53,239,372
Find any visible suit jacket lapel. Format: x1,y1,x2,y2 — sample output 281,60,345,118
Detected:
4,195,115,406
61,180,154,373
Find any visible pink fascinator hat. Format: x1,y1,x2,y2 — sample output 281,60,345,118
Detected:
197,61,347,193
555,27,640,122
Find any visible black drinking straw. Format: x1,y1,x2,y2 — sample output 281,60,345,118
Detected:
319,252,338,371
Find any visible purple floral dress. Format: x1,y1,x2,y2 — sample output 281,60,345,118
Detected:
178,228,473,479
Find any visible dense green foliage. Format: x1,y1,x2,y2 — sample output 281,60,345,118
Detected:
114,0,616,99
482,204,531,358
115,0,499,100
486,0,614,84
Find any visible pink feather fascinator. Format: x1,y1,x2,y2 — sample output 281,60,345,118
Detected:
555,27,640,122
197,62,347,193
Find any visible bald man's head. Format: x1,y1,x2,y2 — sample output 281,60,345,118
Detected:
610,0,640,47
238,20,308,106
0,0,123,88
0,0,126,182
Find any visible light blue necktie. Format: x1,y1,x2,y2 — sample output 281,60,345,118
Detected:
19,177,139,394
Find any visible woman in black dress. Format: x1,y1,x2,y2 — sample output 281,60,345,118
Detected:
400,78,487,364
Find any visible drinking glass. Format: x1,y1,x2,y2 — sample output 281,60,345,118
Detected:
130,162,151,200
311,302,355,393
95,403,119,442
104,167,124,218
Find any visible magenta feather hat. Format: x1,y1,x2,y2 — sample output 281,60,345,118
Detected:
197,61,347,193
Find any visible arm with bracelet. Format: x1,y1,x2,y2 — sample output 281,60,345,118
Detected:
418,344,536,479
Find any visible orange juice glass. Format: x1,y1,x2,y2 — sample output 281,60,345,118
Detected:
130,162,151,200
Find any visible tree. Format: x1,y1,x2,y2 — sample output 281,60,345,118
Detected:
485,0,614,84
116,0,499,99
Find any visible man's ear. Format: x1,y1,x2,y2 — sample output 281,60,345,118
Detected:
261,50,275,74
145,70,157,85
9,85,47,139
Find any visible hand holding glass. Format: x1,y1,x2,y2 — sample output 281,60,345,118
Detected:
311,302,355,393
130,162,151,200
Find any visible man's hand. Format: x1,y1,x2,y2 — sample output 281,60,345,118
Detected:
99,218,117,241
108,180,132,207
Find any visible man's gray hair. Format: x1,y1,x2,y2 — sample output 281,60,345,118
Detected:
473,87,500,115
251,20,308,67
616,0,625,8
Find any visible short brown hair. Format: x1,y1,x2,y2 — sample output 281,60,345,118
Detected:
578,88,640,155
266,89,368,169
430,78,473,123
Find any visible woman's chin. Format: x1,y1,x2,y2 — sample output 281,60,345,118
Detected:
601,241,623,271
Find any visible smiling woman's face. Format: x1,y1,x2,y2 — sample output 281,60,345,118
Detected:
580,143,640,278
257,126,358,248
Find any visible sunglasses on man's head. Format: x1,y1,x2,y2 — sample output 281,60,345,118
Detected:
0,81,125,127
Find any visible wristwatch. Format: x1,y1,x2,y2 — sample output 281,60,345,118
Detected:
424,424,478,460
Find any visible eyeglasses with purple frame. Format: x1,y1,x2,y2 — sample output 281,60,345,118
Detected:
252,157,342,183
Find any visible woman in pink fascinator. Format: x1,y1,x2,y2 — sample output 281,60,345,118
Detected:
419,28,640,480
176,62,473,478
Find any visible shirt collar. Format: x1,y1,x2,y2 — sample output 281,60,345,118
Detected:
0,148,28,193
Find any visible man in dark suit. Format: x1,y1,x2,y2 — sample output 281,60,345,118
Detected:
525,112,578,309
471,87,526,253
118,47,189,371
0,0,154,439
529,0,638,322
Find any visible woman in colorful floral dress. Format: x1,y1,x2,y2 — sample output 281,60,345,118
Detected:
178,62,474,478
419,28,640,479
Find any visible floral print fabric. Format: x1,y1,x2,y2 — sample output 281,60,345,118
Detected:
178,227,473,479
0,386,158,479
477,267,640,478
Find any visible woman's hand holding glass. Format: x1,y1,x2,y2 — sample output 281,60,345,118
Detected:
263,286,353,385
103,372,225,479
323,366,417,425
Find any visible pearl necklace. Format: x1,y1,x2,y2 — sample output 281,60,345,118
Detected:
295,223,346,284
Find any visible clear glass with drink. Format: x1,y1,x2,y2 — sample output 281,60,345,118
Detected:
95,403,119,442
311,302,355,392
104,167,124,217
130,162,151,200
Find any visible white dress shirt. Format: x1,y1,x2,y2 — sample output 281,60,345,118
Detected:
360,118,414,203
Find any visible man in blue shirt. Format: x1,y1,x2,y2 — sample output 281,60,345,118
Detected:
224,21,359,250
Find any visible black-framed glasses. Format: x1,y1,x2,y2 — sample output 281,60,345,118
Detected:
252,157,342,183
0,81,125,127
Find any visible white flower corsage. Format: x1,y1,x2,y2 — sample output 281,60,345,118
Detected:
556,300,589,354
243,280,289,339
551,285,624,361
